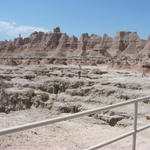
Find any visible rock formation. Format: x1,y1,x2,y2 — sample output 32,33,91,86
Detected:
0,27,150,66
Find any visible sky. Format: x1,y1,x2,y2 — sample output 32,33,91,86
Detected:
0,0,150,40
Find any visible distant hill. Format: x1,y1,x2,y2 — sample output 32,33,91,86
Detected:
0,27,150,67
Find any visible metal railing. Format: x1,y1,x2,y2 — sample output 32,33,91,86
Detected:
0,96,150,150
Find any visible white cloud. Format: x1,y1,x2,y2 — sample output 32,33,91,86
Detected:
0,21,48,38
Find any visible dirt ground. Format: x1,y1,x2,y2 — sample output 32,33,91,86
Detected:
0,108,149,150
0,65,149,150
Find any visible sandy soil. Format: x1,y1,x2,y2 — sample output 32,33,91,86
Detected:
0,65,149,150
0,108,149,150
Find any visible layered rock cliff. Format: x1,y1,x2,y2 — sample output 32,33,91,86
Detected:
0,27,150,66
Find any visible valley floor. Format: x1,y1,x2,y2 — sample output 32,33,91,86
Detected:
0,64,149,150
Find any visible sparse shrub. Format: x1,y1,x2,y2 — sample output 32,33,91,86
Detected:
40,93,49,102
27,89,35,98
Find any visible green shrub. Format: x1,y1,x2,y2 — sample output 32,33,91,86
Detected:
40,93,49,102
27,89,35,98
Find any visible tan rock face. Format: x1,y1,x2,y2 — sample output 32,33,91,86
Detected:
110,31,144,56
87,34,102,50
0,28,149,60
68,36,78,49
78,33,89,51
142,40,150,53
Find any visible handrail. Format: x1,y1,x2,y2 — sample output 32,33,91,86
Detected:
0,95,150,150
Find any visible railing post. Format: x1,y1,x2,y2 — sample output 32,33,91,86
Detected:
132,102,138,150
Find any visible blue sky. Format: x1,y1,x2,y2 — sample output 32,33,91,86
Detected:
0,0,150,40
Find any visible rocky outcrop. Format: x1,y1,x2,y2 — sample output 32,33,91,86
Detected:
110,31,143,56
142,40,150,55
0,88,33,113
0,28,150,66
0,64,149,130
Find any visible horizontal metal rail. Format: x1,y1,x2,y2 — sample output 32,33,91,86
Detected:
137,124,150,132
0,95,150,136
84,130,134,150
85,124,150,150
0,95,150,150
